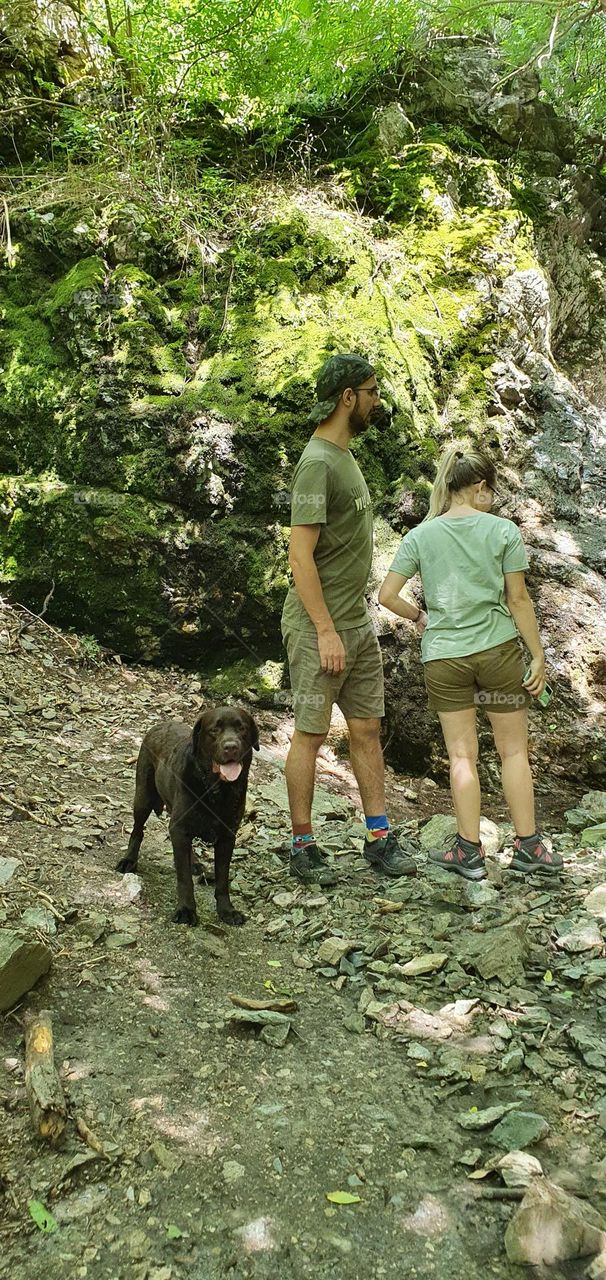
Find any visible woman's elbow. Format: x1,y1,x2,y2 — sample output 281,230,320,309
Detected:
506,588,530,608
378,584,391,608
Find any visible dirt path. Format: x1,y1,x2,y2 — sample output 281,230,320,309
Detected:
1,609,606,1280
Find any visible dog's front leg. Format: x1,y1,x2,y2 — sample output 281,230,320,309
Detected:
169,823,198,926
214,835,245,927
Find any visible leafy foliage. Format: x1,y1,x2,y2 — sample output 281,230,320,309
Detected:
79,0,606,141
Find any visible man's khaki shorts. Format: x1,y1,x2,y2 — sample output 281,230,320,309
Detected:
282,622,385,734
423,637,531,714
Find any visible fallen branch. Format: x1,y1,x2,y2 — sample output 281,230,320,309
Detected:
76,1115,110,1158
0,791,55,827
24,1011,67,1144
12,599,80,657
17,581,55,639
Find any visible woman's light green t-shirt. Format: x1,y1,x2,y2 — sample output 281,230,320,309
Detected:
389,513,529,663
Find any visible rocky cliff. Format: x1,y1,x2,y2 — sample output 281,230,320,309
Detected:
1,36,605,781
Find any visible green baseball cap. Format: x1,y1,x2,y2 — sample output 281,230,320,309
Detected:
308,353,375,425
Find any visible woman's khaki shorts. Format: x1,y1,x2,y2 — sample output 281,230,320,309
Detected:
424,638,531,714
282,622,385,734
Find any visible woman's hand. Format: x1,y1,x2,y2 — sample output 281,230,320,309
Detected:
522,655,546,697
415,610,427,636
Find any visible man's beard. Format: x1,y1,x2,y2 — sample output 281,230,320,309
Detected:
349,406,374,436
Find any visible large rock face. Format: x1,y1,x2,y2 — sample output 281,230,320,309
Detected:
1,43,605,778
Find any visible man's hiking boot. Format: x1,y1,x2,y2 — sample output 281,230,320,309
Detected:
428,834,486,881
363,830,417,877
509,836,562,876
289,842,337,886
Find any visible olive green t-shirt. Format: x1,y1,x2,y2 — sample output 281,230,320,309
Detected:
389,513,529,662
281,438,373,633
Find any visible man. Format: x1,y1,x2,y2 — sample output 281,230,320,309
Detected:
281,353,421,885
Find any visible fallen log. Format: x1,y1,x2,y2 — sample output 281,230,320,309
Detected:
24,1010,67,1143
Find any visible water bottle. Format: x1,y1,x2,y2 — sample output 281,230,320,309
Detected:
524,667,553,708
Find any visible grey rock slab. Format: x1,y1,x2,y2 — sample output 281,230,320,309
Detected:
490,1111,550,1150
400,952,448,976
463,881,500,908
0,857,21,886
505,1178,606,1264
555,919,604,953
0,928,52,1011
457,1103,519,1131
581,791,606,823
461,921,528,986
497,1150,543,1187
21,906,57,935
580,823,606,849
585,885,606,920
500,1047,525,1074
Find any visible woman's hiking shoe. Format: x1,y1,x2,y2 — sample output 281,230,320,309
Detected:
428,835,486,881
363,830,417,877
289,842,337,886
509,836,562,876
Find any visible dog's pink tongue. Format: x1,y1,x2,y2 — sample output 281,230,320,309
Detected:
219,761,242,782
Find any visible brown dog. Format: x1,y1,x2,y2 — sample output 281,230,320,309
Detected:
116,706,259,926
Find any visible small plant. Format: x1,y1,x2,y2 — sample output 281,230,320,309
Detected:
76,633,105,666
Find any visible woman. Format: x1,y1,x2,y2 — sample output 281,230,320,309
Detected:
378,444,562,880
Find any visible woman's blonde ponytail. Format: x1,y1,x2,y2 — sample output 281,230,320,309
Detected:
424,445,497,521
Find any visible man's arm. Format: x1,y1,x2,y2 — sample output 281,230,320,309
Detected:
289,525,346,674
504,571,545,695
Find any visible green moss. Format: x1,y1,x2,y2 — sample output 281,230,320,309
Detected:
0,160,543,659
46,256,106,314
202,657,285,705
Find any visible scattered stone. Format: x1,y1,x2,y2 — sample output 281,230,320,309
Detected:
402,1194,451,1235
150,1141,182,1173
106,932,138,948
490,1111,550,1150
228,1008,291,1027
260,1023,290,1048
581,792,606,824
565,808,593,831
497,1151,543,1188
555,920,604,954
567,1025,606,1070
500,1047,525,1075
457,1103,519,1131
406,1041,434,1062
21,907,57,935
223,1159,245,1185
316,937,358,966
401,953,448,976
119,873,143,903
458,1148,483,1167
585,886,606,920
342,1012,366,1035
420,814,457,850
461,921,528,986
580,824,606,849
0,929,52,1012
0,857,20,885
463,881,499,908
479,818,501,858
505,1178,606,1265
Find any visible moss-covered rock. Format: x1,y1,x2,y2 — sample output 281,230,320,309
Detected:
0,477,287,661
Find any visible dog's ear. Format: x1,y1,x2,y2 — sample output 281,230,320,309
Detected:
192,709,211,755
248,712,260,752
